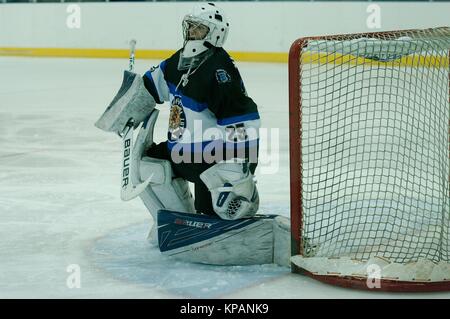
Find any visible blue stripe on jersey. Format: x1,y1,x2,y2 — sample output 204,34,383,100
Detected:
167,82,208,112
167,139,259,152
217,112,260,126
143,71,163,104
160,60,167,73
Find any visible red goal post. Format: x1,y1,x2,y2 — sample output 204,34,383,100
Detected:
288,27,450,292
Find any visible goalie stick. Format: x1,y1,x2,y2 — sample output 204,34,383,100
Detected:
119,40,156,201
128,39,136,73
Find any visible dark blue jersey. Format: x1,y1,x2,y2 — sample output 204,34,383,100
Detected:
143,48,260,158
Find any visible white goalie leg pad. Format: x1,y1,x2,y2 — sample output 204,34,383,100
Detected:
200,160,259,220
114,108,194,246
95,70,156,134
140,157,195,246
125,110,194,215
139,157,195,214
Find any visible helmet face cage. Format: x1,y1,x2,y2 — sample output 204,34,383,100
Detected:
182,18,210,41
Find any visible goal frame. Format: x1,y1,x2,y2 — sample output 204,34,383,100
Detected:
288,28,450,292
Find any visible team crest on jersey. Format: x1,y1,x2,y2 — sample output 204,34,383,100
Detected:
215,69,231,84
168,96,186,141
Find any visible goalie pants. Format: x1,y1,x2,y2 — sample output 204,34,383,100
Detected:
146,141,257,216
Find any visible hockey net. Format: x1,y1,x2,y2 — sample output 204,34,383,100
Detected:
288,27,450,292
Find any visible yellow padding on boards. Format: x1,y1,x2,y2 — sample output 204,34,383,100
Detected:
0,47,176,60
0,47,288,63
1,48,445,67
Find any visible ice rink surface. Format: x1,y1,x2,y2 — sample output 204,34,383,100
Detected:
0,56,448,298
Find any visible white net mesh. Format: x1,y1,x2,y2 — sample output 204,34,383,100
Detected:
291,27,450,284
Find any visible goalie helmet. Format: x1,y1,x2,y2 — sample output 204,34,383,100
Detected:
178,3,229,70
